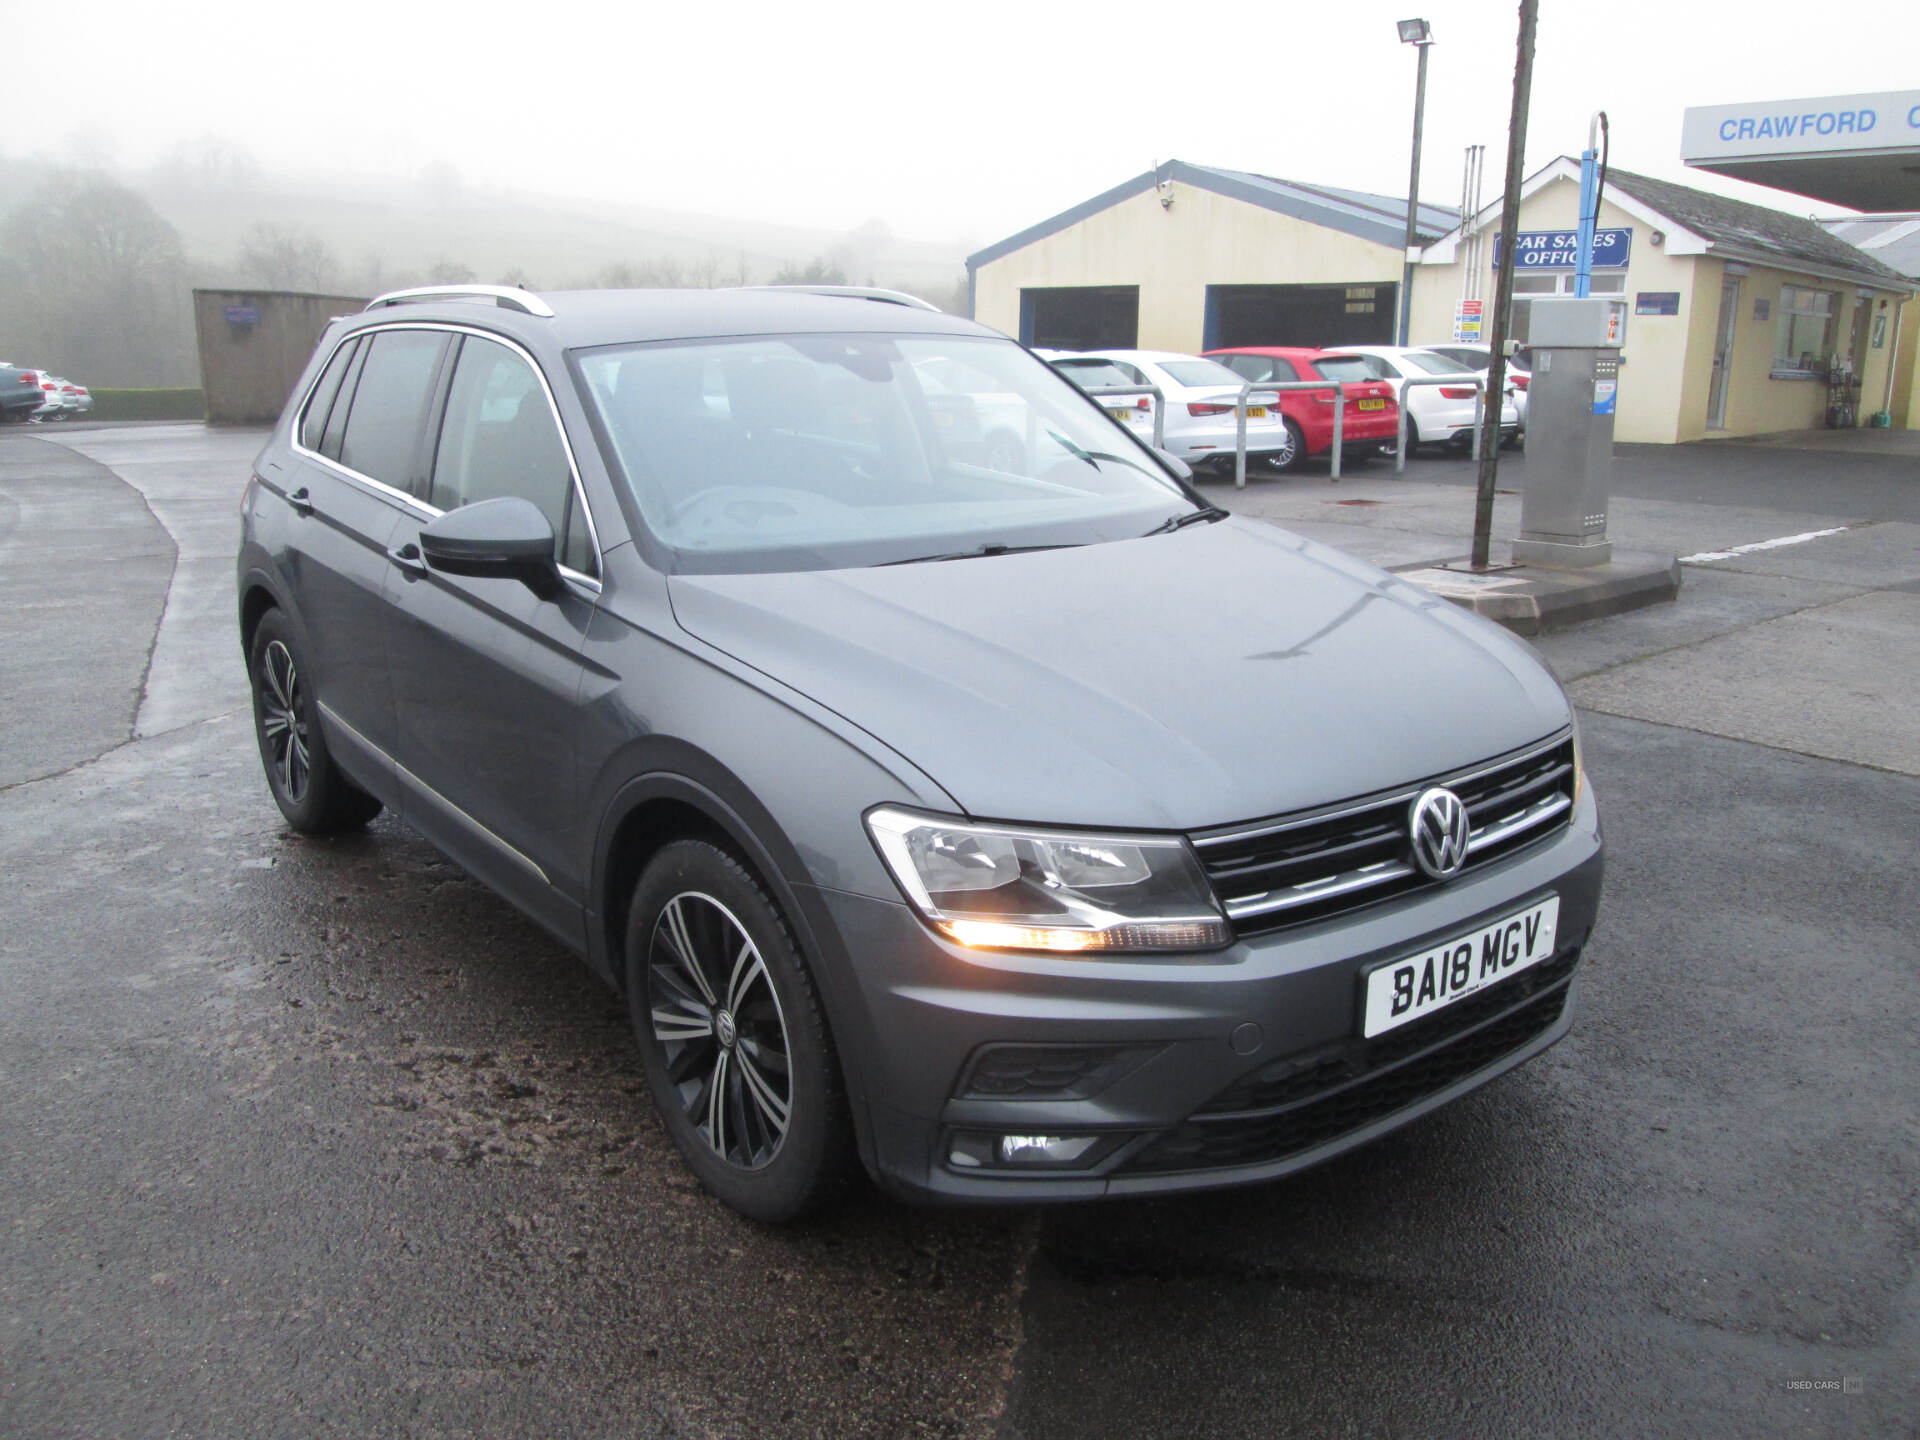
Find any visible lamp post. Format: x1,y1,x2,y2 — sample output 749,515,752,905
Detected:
1396,18,1433,347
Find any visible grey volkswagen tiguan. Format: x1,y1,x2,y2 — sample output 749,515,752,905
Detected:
236,284,1603,1221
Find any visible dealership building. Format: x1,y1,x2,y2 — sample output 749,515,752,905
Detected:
969,94,1920,444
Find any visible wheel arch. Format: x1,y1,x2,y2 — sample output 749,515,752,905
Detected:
589,750,881,1174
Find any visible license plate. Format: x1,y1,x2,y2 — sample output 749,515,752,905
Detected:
1245,405,1267,418
934,411,956,427
1356,398,1386,411
1361,897,1559,1038
1107,407,1134,422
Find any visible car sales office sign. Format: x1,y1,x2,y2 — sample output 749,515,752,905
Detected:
1492,228,1632,270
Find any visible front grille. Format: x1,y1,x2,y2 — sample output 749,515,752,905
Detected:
1122,953,1577,1174
1193,732,1575,936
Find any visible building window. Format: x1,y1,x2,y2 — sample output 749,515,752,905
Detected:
1773,286,1836,376
1509,271,1628,346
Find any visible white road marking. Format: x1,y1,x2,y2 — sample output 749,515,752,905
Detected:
1680,526,1851,564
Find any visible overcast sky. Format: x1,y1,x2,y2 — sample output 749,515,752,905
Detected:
9,0,1918,249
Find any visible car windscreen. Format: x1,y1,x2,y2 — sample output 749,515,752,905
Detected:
1311,355,1389,383
1402,351,1475,375
1155,358,1246,388
578,333,1197,574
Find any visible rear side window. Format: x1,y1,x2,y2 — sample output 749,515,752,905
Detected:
319,341,369,461
429,335,593,574
338,330,449,490
299,338,359,452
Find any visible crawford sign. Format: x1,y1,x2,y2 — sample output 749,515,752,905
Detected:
1492,228,1632,270
1682,90,1920,160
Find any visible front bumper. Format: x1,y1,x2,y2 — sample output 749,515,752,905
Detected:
814,787,1602,1203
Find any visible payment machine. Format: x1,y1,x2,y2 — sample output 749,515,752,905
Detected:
1512,297,1621,568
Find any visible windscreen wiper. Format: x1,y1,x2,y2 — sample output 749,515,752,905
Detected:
1141,507,1228,536
1044,429,1154,477
877,542,1082,566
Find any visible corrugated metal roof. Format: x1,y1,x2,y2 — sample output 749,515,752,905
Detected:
967,160,1457,270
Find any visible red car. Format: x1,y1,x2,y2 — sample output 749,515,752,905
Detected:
1202,346,1400,472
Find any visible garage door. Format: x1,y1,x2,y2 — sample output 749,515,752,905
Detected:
1020,286,1139,350
1204,284,1395,350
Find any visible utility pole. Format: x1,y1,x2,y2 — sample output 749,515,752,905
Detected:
1471,0,1536,569
1396,19,1434,347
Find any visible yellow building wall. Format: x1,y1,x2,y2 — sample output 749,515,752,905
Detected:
1408,179,1702,444
972,182,1403,352
1407,176,1905,443
1889,294,1919,428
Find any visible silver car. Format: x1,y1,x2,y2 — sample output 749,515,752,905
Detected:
236,285,1602,1221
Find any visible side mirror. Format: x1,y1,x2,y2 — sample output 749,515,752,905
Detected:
418,497,563,599
1155,448,1193,482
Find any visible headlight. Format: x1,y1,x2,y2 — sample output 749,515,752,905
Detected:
865,806,1231,954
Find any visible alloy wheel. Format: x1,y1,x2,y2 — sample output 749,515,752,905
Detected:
646,892,793,1169
258,639,311,804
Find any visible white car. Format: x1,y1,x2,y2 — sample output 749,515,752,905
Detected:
26,370,64,421
1033,350,1161,448
1422,342,1532,428
1055,350,1289,470
1315,345,1520,452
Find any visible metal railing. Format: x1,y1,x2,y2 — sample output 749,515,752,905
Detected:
1227,380,1358,488
1078,384,1168,450
1392,374,1491,473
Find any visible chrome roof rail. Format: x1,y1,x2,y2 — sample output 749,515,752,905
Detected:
734,284,942,312
364,284,555,318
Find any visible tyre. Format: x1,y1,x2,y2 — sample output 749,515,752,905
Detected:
248,609,383,834
1263,418,1306,473
626,839,852,1222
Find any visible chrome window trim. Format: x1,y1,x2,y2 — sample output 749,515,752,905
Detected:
1192,728,1573,851
288,321,604,590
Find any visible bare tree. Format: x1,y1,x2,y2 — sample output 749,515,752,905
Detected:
499,266,537,289
237,224,341,292
0,174,194,384
426,258,477,285
770,256,847,286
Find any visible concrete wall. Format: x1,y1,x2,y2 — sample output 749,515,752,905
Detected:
193,289,369,425
1409,176,1905,443
972,183,1403,352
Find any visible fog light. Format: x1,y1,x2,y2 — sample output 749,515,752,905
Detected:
1001,1134,1100,1164
947,1130,1115,1170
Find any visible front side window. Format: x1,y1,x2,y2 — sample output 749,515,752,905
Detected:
580,333,1194,574
1775,287,1836,374
337,330,448,490
430,336,592,574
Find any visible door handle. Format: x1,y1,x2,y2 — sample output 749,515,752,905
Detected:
387,541,429,578
287,486,314,517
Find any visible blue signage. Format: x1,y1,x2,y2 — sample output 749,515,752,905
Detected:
1635,291,1680,316
224,304,261,326
1492,228,1632,269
